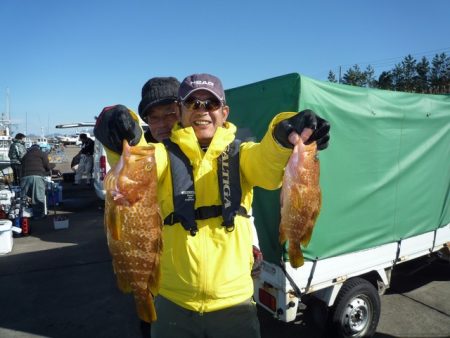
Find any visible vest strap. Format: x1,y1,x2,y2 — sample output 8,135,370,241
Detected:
218,139,242,229
163,140,198,235
164,206,249,226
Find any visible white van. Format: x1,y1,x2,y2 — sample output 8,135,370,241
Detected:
55,123,110,200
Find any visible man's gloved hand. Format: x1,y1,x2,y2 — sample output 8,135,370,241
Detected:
273,109,330,150
94,105,142,154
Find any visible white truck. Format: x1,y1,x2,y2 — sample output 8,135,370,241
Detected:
226,73,450,337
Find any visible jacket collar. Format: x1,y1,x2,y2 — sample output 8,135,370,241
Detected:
170,122,237,161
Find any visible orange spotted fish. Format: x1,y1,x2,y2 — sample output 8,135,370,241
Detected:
279,140,321,268
104,140,162,322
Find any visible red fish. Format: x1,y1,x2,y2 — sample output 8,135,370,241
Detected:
104,141,162,322
279,140,321,268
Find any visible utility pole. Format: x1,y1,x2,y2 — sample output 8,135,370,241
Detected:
339,66,342,84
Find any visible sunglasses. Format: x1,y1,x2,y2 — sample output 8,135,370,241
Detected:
182,97,222,111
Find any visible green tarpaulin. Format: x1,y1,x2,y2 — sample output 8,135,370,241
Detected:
226,73,450,264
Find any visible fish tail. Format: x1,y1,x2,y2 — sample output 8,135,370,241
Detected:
135,293,157,323
289,242,305,268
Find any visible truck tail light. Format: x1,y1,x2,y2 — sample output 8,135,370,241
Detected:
100,156,107,181
0,207,6,219
259,288,277,312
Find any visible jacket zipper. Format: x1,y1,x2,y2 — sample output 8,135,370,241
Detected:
199,220,207,315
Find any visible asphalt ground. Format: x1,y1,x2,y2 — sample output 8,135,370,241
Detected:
0,146,449,338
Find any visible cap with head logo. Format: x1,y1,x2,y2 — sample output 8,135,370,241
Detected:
179,73,225,102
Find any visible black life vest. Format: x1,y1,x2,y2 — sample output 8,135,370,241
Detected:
163,139,248,236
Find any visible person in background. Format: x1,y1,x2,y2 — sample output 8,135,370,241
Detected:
95,73,330,338
139,77,181,143
8,132,27,185
21,143,54,220
74,133,94,185
70,153,80,173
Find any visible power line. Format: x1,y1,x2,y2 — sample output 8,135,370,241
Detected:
339,47,450,68
313,47,450,80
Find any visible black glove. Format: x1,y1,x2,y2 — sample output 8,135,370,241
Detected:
273,109,330,150
94,105,142,154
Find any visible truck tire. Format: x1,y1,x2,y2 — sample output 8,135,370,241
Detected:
327,277,380,338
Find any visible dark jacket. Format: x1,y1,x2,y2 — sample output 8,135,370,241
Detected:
21,145,53,177
80,138,94,156
8,139,27,164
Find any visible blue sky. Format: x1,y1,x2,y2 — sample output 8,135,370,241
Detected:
1,0,449,135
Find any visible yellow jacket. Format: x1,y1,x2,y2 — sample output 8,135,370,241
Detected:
105,110,294,313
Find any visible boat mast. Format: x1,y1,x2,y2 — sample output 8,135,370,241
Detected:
6,88,10,121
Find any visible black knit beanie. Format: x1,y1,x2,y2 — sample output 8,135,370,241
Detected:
138,77,180,120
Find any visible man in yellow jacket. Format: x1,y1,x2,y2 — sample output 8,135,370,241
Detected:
95,73,330,338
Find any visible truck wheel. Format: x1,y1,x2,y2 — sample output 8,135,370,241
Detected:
328,277,380,338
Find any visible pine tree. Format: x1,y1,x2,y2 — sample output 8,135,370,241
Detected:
392,64,405,91
415,57,430,93
377,71,393,90
342,65,365,86
401,55,418,92
328,70,337,83
430,53,450,93
364,65,376,88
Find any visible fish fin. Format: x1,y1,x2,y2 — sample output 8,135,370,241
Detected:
279,226,288,244
300,227,314,247
112,191,125,201
110,207,122,240
148,254,162,297
122,139,131,157
110,257,132,292
105,195,122,240
116,274,132,293
301,205,320,247
289,242,305,268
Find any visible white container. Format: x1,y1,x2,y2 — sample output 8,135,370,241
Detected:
0,220,13,254
0,189,13,205
22,208,33,218
53,216,69,230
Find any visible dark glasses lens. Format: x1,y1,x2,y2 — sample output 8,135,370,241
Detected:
182,97,222,111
